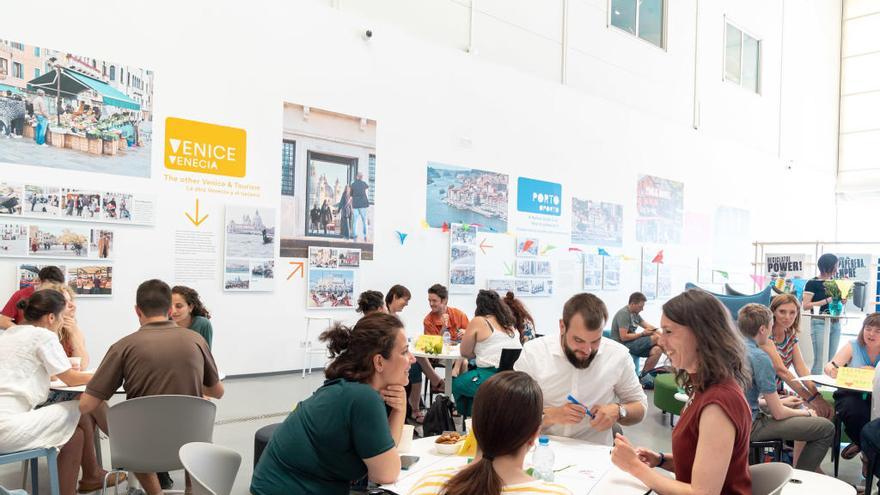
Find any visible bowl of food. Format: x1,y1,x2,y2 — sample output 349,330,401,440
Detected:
434,431,464,455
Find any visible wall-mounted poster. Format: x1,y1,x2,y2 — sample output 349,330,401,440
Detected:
603,256,621,290
0,223,29,256
486,279,516,294
515,278,554,297
279,102,377,259
0,183,23,215
836,254,871,280
516,237,539,257
641,249,671,299
61,189,102,220
8,183,154,225
308,247,361,269
0,37,154,178
308,268,356,309
18,263,66,289
583,254,603,291
571,197,623,247
515,177,564,235
28,225,90,258
449,223,478,293
765,253,807,281
516,259,552,278
224,205,276,292
426,162,508,233
67,264,112,297
636,175,683,244
89,230,113,259
23,186,60,217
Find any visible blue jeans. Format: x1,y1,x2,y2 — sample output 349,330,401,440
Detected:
810,317,841,375
35,115,48,145
354,207,368,240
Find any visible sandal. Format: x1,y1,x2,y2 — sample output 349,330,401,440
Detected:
842,443,861,460
78,472,127,493
409,409,425,424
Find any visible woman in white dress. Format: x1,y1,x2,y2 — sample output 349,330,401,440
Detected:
0,290,94,495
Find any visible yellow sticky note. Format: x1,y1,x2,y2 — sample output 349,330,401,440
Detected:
165,117,247,177
836,367,875,392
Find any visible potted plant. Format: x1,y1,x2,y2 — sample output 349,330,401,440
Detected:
102,132,119,156
823,280,853,316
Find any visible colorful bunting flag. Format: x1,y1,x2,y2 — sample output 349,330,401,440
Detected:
651,250,664,264
395,231,408,245
598,248,610,257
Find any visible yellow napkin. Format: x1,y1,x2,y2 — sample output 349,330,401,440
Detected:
457,429,477,457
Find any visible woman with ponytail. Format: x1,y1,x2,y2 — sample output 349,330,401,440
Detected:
251,313,415,495
0,290,98,495
503,291,537,342
409,371,570,495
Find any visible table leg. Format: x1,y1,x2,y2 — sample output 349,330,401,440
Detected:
444,361,453,397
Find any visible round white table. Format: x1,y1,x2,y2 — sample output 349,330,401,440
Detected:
384,435,856,494
412,348,461,397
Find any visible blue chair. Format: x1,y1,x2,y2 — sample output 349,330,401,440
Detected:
0,447,60,495
684,283,772,320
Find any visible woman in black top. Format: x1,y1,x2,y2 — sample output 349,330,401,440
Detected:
802,253,840,375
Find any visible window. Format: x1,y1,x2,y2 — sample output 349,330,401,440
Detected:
0,58,7,77
724,22,760,93
610,0,665,48
368,154,376,204
34,68,40,78
109,65,115,81
33,47,40,56
12,62,23,79
11,42,23,50
281,140,296,196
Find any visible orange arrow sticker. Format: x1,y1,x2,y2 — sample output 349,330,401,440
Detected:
185,198,209,226
287,261,304,280
479,238,494,255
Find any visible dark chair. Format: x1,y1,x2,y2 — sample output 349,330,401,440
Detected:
498,348,522,372
749,439,784,465
866,445,879,495
253,423,282,468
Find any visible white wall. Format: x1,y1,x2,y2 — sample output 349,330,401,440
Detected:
0,0,841,375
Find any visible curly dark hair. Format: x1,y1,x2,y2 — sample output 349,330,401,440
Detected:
321,313,404,382
171,285,211,319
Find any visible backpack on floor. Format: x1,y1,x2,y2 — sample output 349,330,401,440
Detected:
422,394,456,436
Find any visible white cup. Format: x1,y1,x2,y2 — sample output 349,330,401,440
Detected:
68,357,82,371
399,424,415,453
465,418,473,433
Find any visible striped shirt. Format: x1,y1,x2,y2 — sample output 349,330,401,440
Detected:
769,331,798,395
408,467,572,495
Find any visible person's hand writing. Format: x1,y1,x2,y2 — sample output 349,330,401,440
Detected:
546,403,587,425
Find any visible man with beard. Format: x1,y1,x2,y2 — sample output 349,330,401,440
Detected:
515,293,647,444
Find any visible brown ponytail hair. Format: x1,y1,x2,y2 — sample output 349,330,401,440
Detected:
504,291,535,342
440,371,543,495
320,313,403,383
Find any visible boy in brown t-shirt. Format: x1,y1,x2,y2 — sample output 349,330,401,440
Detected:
80,279,223,495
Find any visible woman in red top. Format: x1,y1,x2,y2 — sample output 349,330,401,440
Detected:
612,289,752,495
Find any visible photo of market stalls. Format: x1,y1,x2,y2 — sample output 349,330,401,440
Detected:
0,39,154,177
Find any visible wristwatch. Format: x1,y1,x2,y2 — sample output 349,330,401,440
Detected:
617,403,627,419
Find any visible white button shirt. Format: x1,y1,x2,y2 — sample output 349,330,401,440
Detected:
514,334,648,445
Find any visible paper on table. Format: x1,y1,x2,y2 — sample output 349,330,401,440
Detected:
836,367,875,393
796,373,874,393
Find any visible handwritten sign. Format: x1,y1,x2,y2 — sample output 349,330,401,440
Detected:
836,367,875,393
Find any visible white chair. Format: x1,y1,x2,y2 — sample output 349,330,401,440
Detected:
749,462,793,495
179,442,241,495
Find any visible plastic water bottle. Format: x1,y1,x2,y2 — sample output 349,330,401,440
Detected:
442,328,451,351
531,436,555,481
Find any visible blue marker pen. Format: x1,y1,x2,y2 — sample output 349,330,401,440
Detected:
566,394,595,418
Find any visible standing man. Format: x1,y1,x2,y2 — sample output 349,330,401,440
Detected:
349,172,370,242
32,89,50,146
515,293,647,445
80,279,223,494
0,265,65,329
610,292,663,381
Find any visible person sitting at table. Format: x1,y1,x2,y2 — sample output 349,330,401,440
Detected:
823,312,880,465
610,292,663,381
858,367,880,492
738,303,834,472
503,291,538,342
79,279,223,495
610,289,752,494
0,265,65,329
423,283,468,380
803,253,842,375
408,371,571,495
0,290,97,495
454,290,523,414
250,313,413,494
357,290,387,315
386,284,411,316
514,293,647,445
171,285,214,349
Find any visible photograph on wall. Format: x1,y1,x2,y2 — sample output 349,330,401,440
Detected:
486,279,515,294
516,237,539,258
603,256,621,290
450,223,478,245
225,206,276,258
0,183,22,215
0,223,28,256
67,264,112,297
101,192,132,221
279,102,377,259
571,197,623,247
23,185,60,217
583,254,603,291
426,162,508,233
449,223,478,293
28,224,89,257
249,260,274,292
450,266,476,286
450,245,477,266
641,250,671,299
224,259,250,291
309,247,338,268
636,175,684,244
61,189,101,219
18,263,66,289
89,229,113,259
515,176,565,235
338,248,361,268
516,259,552,278
514,278,554,298
308,268,356,309
0,38,154,178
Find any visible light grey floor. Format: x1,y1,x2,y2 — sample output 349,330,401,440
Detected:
0,371,867,494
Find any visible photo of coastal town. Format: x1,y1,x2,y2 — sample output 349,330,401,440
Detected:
426,162,508,232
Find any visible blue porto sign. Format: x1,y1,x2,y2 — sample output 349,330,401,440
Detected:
517,177,562,216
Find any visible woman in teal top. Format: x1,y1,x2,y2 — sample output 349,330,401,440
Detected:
251,313,414,495
171,285,213,348
824,312,880,462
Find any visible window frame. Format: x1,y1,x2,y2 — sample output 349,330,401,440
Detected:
607,0,668,51
723,17,762,95
12,62,23,79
